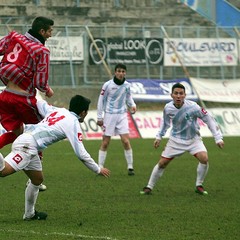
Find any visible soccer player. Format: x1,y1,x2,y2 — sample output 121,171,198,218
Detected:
0,95,110,220
0,16,54,149
97,63,137,175
140,83,224,195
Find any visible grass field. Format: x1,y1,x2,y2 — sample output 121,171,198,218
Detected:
0,137,239,240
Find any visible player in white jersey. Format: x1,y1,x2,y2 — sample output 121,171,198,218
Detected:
97,63,137,175
140,83,224,195
0,95,110,220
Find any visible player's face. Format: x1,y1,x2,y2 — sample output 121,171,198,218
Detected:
79,111,88,123
171,87,186,108
115,68,126,81
40,26,53,40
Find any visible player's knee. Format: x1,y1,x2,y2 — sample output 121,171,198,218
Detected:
31,178,43,186
199,158,208,164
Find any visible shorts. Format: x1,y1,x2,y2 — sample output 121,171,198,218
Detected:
0,90,42,131
103,112,129,136
161,136,207,159
4,133,42,171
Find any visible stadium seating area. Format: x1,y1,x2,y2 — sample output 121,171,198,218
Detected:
0,0,214,26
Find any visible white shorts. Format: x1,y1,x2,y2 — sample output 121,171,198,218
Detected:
161,136,207,159
103,112,129,136
4,133,42,171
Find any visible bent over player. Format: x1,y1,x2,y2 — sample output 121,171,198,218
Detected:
0,95,110,220
140,83,224,195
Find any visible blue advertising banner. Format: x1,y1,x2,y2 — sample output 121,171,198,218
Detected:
128,78,198,102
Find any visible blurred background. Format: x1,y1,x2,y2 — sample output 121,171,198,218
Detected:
0,0,239,109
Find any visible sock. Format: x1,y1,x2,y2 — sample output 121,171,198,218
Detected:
98,150,107,168
0,153,5,171
124,149,133,169
24,182,40,218
196,162,209,186
146,164,165,190
0,131,18,149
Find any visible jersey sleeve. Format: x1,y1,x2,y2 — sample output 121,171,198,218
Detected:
33,47,50,93
0,34,10,55
125,82,136,108
198,107,223,143
36,99,55,118
156,106,171,139
97,82,107,120
65,119,101,174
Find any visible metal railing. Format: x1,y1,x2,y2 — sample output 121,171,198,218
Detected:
0,24,239,87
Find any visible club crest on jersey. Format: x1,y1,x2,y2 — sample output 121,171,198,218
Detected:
201,108,208,114
78,132,83,141
13,154,23,164
100,89,105,95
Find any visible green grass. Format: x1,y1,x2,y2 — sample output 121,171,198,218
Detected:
0,137,239,240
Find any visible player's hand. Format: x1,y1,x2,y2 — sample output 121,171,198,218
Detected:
99,168,110,178
130,106,137,114
45,87,54,98
154,139,160,149
97,120,103,127
217,140,224,149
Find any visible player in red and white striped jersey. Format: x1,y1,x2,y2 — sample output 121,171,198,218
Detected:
0,16,54,149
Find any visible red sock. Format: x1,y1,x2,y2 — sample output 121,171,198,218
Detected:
0,131,18,149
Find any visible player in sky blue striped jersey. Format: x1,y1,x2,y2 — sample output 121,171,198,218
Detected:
140,83,224,195
97,63,137,176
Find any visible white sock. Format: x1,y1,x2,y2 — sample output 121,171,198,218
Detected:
24,182,40,218
196,162,209,186
147,164,165,190
0,153,5,171
98,150,107,168
124,149,133,169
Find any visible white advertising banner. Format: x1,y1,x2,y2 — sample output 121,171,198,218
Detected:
210,108,240,136
132,111,212,138
45,36,84,61
164,38,238,66
80,109,240,139
1,108,239,138
190,78,240,103
80,110,213,139
0,36,84,62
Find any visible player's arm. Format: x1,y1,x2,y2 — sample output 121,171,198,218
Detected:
199,107,224,147
126,85,137,114
66,119,110,176
155,108,170,139
97,84,107,126
0,32,11,55
34,48,53,97
36,99,55,118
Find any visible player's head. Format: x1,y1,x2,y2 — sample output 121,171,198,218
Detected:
31,16,54,41
69,95,91,122
114,63,127,81
171,83,185,93
115,63,127,72
171,83,186,108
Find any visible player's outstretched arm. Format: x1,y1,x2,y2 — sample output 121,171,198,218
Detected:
99,168,110,178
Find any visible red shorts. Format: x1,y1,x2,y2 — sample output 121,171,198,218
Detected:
0,90,43,131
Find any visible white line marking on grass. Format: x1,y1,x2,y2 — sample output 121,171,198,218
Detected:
0,229,118,240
